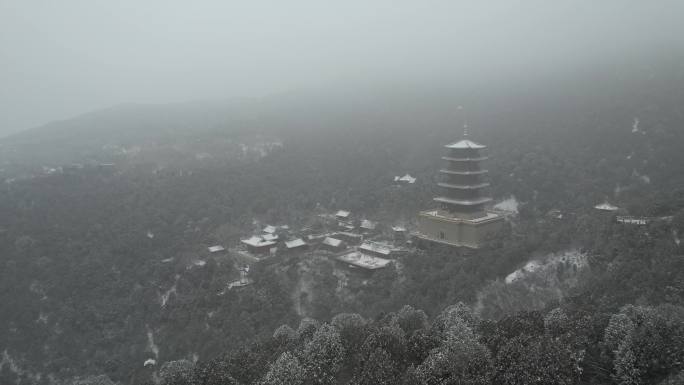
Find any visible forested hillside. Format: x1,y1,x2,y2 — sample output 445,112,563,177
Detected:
1,57,684,384
151,302,684,385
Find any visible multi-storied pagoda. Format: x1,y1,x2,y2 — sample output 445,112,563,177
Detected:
415,134,504,248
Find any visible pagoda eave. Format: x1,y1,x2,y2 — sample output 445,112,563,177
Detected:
438,182,490,190
441,156,489,162
439,169,488,176
434,196,492,206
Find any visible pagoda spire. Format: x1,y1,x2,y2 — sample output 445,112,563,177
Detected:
458,104,469,138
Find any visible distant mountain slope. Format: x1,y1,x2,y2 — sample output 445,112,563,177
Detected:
0,99,265,166
2,51,683,170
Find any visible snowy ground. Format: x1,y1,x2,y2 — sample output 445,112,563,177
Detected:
504,249,588,284
475,249,590,319
493,196,519,213
674,230,681,247
160,275,180,307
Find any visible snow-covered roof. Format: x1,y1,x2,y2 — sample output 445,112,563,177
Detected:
322,237,343,247
445,139,486,149
263,225,277,234
419,210,501,223
360,219,377,230
616,216,649,225
469,212,502,222
337,231,363,239
547,209,563,219
439,169,488,175
359,242,392,255
392,226,407,232
394,174,416,184
262,233,278,241
594,202,619,211
441,155,488,162
208,245,225,253
434,196,492,206
285,238,307,248
241,236,277,247
337,251,391,270
438,182,490,190
335,210,351,218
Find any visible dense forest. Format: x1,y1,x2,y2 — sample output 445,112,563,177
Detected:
1,57,684,384
149,302,684,385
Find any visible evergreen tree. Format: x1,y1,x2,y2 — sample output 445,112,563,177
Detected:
301,324,345,385
262,352,305,385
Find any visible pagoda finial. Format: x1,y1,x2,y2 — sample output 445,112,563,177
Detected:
457,105,469,137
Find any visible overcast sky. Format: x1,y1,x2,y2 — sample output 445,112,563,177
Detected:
0,0,682,136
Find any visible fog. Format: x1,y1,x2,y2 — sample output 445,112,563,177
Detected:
1,0,682,136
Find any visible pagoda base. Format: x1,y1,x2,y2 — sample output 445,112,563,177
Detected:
414,209,504,249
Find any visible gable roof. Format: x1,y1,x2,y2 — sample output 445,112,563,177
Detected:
337,251,391,270
241,236,277,247
285,238,307,248
262,233,278,241
594,202,619,211
322,237,343,247
394,174,416,183
359,242,392,255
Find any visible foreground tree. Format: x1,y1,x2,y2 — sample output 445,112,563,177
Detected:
430,302,479,340
415,318,492,385
604,305,684,384
330,313,369,367
350,348,400,385
393,305,429,335
493,333,581,385
191,359,239,385
301,324,345,385
262,352,305,385
159,359,194,385
71,375,116,385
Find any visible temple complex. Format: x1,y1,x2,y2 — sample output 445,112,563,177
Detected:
415,133,504,248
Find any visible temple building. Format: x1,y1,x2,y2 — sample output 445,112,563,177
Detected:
415,134,504,248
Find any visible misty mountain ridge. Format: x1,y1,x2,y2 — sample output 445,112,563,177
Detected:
2,50,682,167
